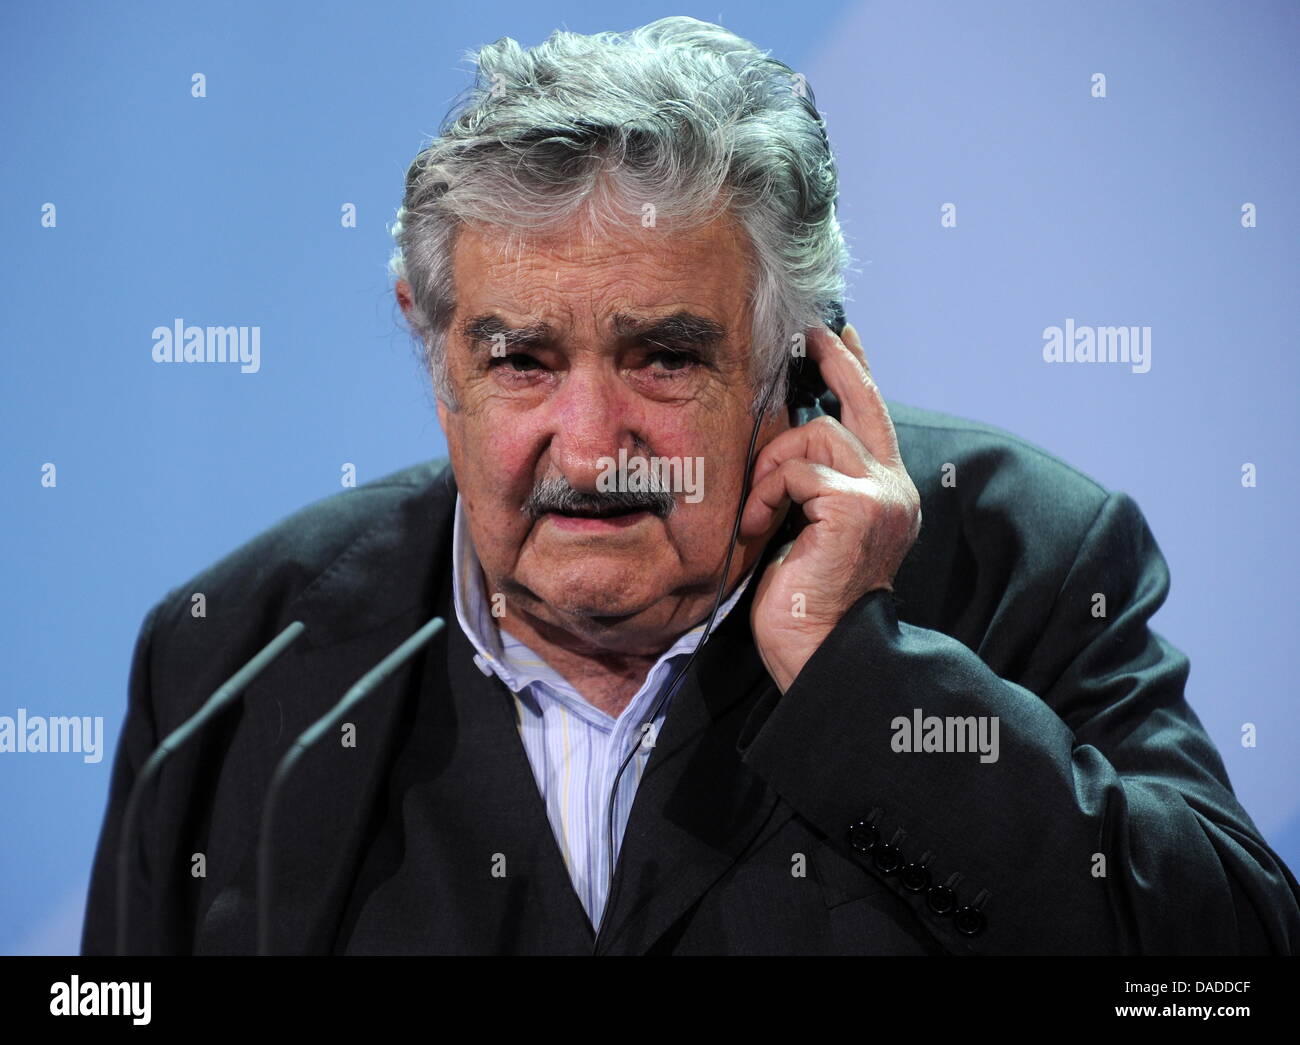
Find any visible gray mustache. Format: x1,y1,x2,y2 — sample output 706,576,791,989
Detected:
521,475,677,520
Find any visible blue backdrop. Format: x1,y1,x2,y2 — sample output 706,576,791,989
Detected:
2,0,1296,953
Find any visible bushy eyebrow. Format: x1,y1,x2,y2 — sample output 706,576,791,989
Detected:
611,311,727,353
459,315,554,350
458,311,728,358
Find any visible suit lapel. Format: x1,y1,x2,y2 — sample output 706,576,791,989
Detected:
395,465,592,948
594,575,793,955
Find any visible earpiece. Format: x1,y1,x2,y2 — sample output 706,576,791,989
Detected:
786,300,845,425
826,299,847,338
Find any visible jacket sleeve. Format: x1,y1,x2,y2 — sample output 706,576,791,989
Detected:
81,599,163,956
739,489,1300,955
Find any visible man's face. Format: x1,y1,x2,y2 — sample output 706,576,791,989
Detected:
422,212,787,655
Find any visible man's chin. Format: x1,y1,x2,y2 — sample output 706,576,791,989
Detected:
516,557,663,625
526,578,656,624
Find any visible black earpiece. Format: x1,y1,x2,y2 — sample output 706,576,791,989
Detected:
825,299,847,338
787,300,845,425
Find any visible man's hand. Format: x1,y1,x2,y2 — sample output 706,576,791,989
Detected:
744,323,922,693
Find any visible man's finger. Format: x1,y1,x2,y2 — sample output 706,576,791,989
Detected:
805,322,903,468
741,457,843,537
750,413,875,490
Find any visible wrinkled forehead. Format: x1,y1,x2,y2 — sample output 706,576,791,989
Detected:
448,212,756,313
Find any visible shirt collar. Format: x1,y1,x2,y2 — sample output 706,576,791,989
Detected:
450,494,754,703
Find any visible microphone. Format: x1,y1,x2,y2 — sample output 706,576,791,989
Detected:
256,615,446,955
115,620,307,955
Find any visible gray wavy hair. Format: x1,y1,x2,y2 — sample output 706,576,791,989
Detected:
389,16,851,414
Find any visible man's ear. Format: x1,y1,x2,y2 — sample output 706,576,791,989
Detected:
397,277,451,426
395,278,415,321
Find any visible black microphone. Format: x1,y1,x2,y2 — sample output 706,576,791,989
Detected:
255,615,446,955
115,620,307,955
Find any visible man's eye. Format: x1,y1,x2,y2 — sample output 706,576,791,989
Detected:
646,349,698,373
489,352,542,372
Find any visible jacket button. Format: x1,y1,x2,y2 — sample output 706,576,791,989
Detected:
954,905,986,936
872,842,903,874
900,861,930,892
847,820,879,854
926,884,956,915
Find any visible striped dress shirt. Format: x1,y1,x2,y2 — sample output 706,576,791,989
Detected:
450,495,754,930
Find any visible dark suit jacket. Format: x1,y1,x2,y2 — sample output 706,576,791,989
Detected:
82,401,1300,955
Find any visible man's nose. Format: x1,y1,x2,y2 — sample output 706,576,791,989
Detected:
547,367,641,490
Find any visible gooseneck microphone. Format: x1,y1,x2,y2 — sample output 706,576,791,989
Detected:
255,615,446,956
115,620,307,955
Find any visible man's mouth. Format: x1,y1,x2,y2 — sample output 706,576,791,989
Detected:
553,505,647,519
544,506,653,530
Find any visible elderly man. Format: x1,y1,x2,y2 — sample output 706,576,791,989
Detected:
84,17,1299,955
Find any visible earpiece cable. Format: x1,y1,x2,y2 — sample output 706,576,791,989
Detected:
601,373,781,910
